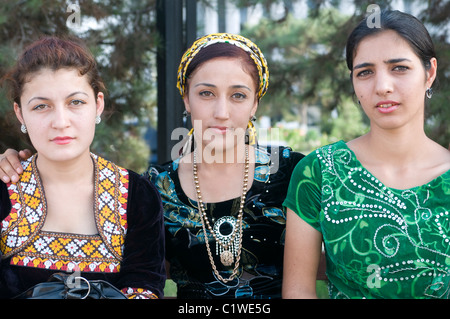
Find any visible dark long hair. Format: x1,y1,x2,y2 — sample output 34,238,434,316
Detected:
346,9,436,76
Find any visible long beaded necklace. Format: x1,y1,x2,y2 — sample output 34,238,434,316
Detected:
193,146,249,283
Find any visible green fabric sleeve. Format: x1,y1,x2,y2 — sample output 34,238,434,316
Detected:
283,150,323,232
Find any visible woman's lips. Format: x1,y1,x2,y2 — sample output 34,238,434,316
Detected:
376,101,399,114
209,126,229,134
51,136,74,145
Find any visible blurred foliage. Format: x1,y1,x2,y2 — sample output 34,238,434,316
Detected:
275,96,369,154
0,0,158,173
0,0,448,172
236,0,449,151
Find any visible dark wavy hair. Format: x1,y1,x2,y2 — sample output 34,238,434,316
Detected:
2,35,105,107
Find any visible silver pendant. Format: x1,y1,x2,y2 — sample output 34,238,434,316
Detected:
213,216,240,266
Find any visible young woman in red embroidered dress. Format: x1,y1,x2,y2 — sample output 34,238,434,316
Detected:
0,36,165,299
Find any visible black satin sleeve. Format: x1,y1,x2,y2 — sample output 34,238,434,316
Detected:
116,170,166,298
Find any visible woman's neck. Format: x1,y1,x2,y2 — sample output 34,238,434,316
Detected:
347,125,450,189
35,151,98,235
179,144,255,203
195,142,249,166
35,151,94,185
361,126,429,164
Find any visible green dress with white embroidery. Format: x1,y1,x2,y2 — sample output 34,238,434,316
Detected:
284,140,450,299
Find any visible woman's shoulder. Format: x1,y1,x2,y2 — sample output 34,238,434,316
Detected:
431,141,450,171
145,158,179,180
93,154,160,199
422,141,450,186
288,140,349,180
128,168,154,186
257,144,305,170
295,140,347,164
143,160,182,202
261,144,304,158
314,140,347,154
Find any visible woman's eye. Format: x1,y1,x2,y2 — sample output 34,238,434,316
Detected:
232,92,246,99
393,65,409,72
199,91,214,97
356,69,372,77
33,104,48,110
70,99,86,106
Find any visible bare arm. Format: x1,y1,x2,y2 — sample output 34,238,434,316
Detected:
0,149,32,183
282,208,323,299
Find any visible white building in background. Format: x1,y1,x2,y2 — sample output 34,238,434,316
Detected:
196,0,430,36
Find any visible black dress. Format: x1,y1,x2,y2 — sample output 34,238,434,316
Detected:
147,145,304,298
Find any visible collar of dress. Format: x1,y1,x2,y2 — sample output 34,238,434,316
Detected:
0,154,129,262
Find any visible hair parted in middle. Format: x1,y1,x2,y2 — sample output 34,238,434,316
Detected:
177,33,269,100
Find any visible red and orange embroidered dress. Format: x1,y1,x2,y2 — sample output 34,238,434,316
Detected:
0,154,165,299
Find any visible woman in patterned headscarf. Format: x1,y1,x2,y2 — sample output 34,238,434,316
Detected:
147,33,304,299
0,33,305,299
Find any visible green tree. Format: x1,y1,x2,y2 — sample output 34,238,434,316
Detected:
236,0,449,150
0,0,158,172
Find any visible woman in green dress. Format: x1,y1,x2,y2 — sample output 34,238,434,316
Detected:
283,9,450,299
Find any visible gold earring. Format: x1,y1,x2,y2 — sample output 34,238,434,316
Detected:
247,116,257,146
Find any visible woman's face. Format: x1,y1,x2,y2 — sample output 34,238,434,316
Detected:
352,30,437,131
14,68,104,162
184,57,258,157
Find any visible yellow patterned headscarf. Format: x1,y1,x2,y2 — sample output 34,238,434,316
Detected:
177,33,269,100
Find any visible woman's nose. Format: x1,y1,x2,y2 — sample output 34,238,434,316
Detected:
375,70,394,96
51,106,70,129
213,96,230,119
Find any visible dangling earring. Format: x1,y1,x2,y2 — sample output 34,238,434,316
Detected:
95,115,101,124
246,116,257,146
426,87,433,99
21,124,27,134
183,110,190,127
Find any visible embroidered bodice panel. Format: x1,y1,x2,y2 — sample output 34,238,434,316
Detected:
1,154,129,273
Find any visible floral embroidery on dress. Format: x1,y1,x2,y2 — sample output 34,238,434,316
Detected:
0,154,129,273
148,145,301,298
122,287,159,299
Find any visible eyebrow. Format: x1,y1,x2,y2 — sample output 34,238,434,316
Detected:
194,83,252,91
27,91,89,105
353,58,412,70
